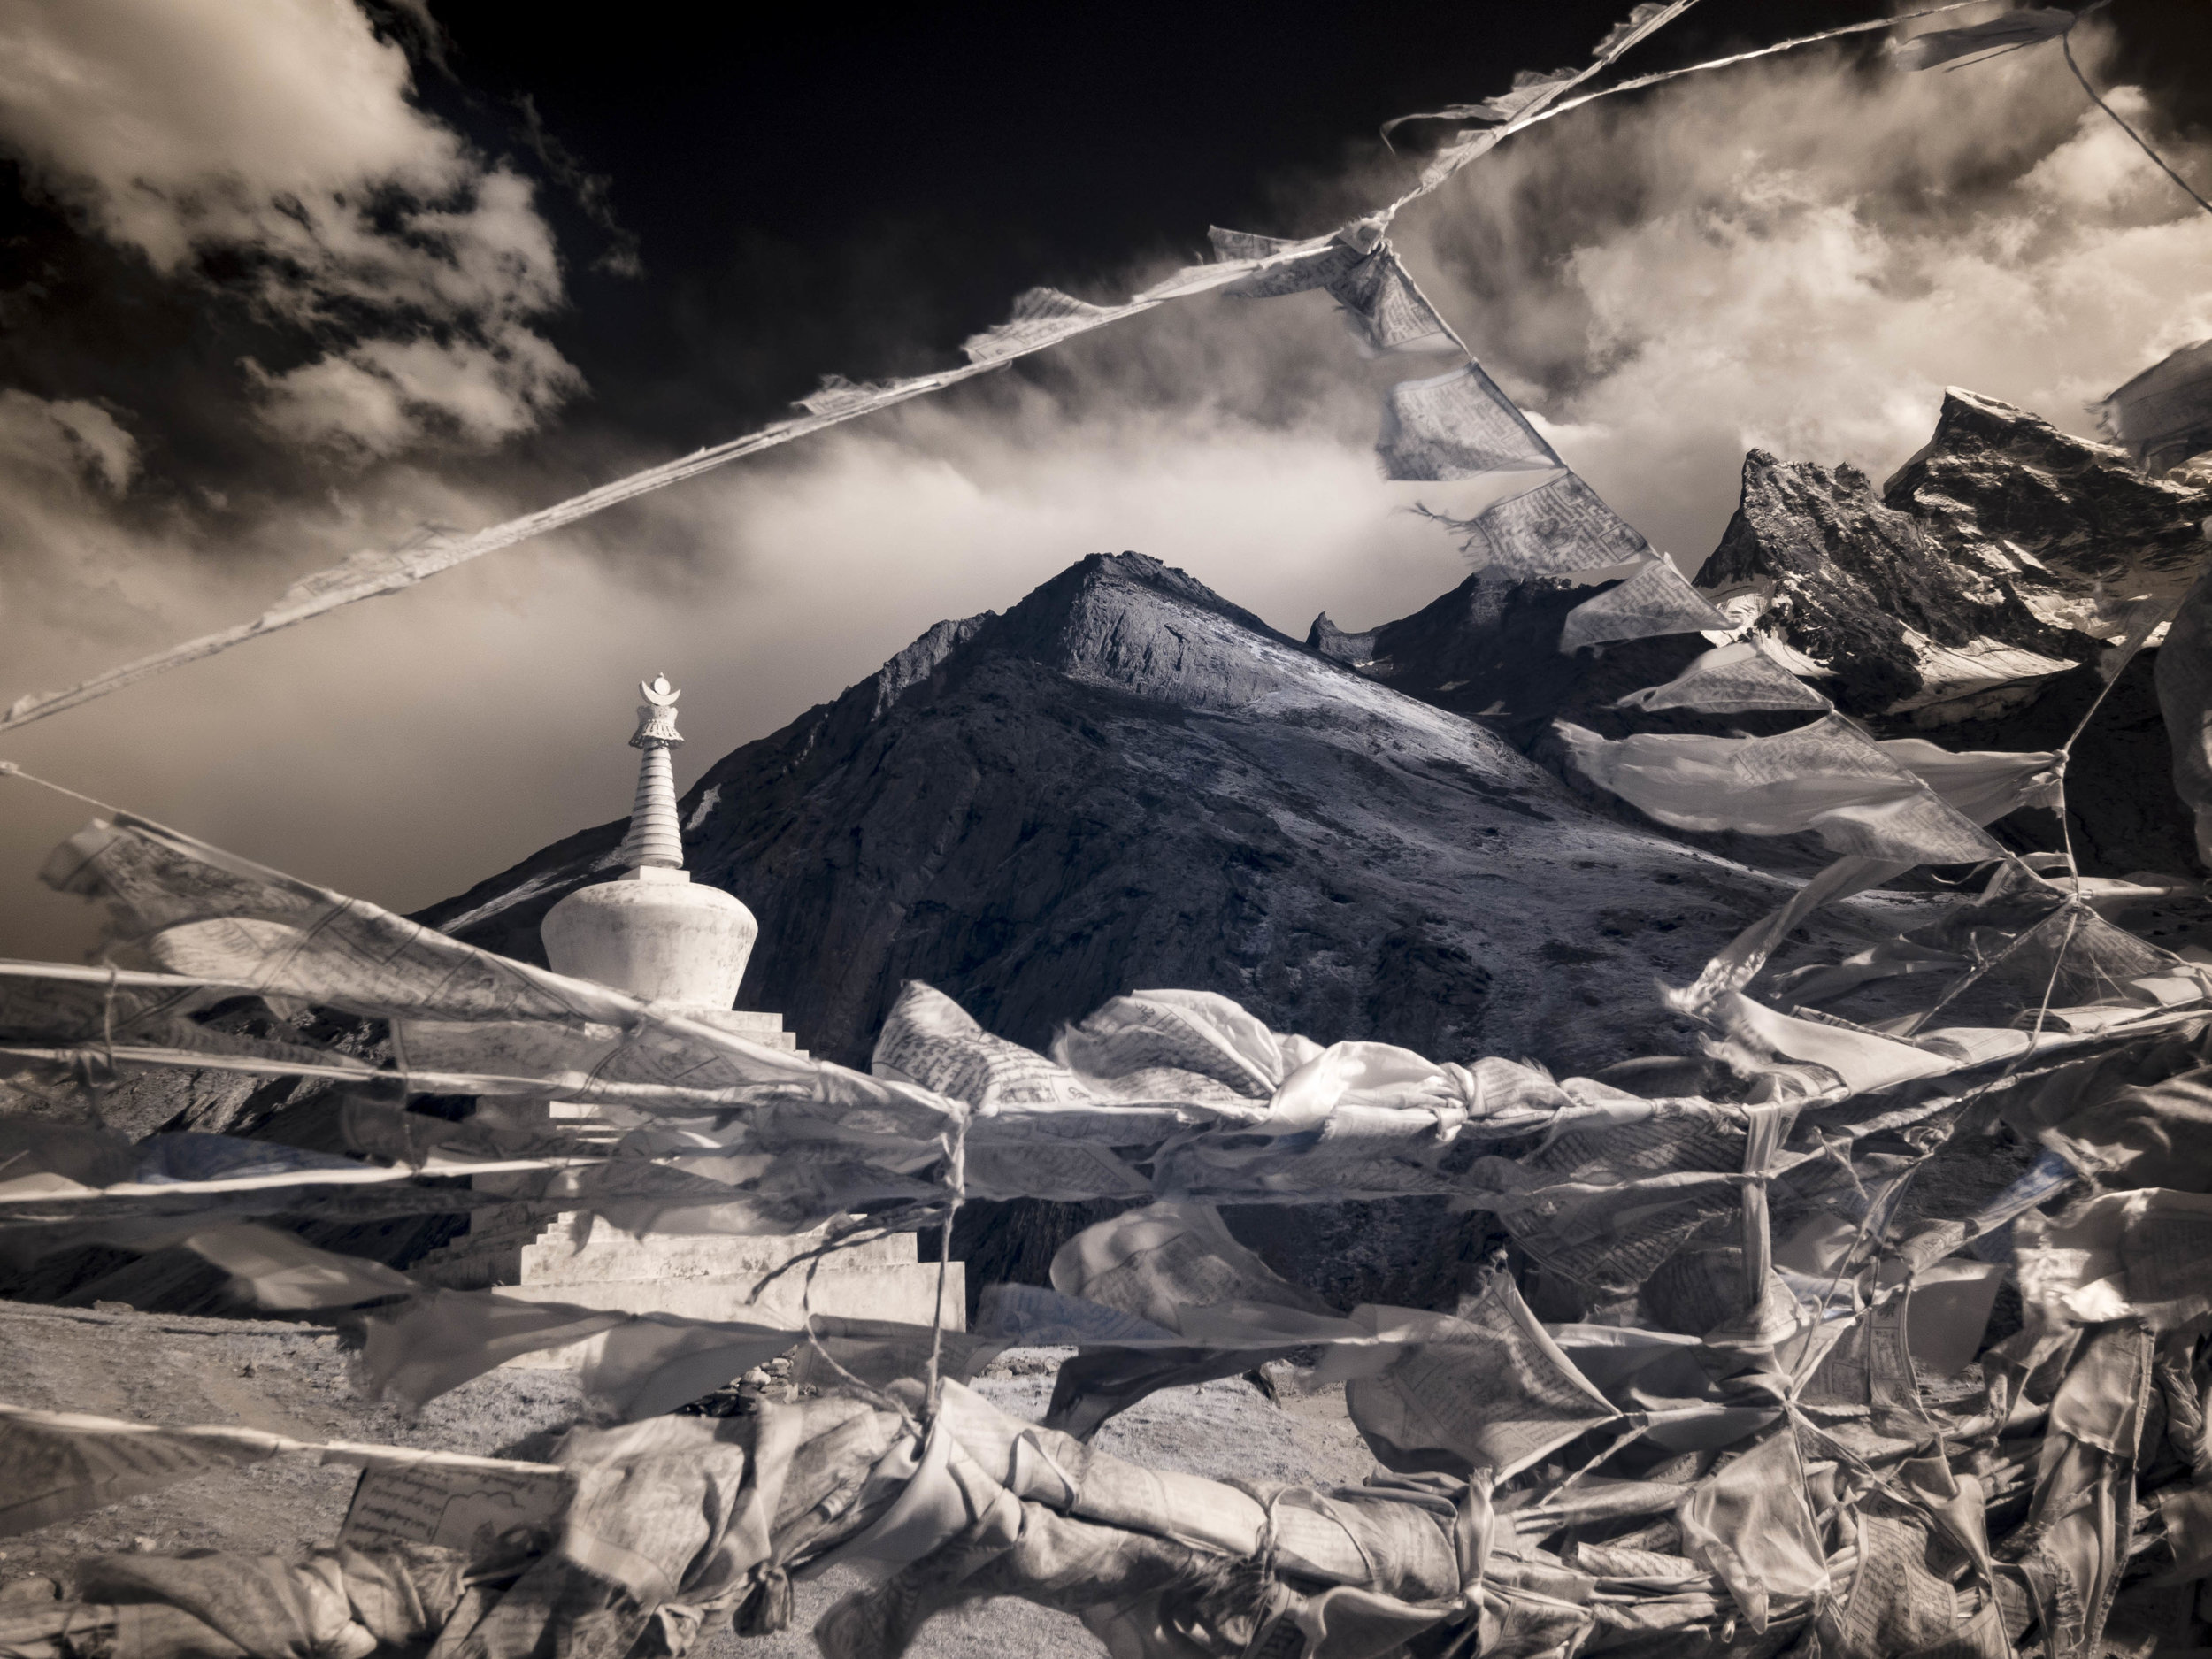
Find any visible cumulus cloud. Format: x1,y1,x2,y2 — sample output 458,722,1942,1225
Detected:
0,389,177,672
247,324,582,457
0,0,580,457
659,26,2212,622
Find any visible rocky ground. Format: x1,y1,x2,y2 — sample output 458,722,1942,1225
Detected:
0,1302,1368,1659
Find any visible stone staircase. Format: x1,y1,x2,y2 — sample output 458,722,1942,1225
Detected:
411,1210,963,1368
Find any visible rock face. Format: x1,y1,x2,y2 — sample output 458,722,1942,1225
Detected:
1310,389,2209,878
1313,389,2208,730
1685,394,2206,878
1885,388,2212,629
1697,449,2088,722
1688,392,2207,726
426,553,1792,1078
1307,575,1706,750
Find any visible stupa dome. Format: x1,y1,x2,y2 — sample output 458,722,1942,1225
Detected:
539,673,758,1008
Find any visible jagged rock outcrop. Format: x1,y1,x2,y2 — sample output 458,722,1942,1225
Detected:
1305,613,1377,665
1310,389,2209,876
1693,392,2208,726
1690,392,2205,873
1885,388,2212,629
1316,390,2208,728
1698,449,2088,721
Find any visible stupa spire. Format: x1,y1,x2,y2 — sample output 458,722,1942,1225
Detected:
616,672,686,870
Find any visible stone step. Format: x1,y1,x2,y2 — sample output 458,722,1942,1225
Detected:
682,1008,805,1055
397,1010,806,1087
413,1215,918,1290
412,1205,563,1257
500,1262,965,1369
516,1230,917,1286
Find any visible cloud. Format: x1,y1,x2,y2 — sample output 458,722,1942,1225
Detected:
657,28,2212,618
0,0,580,458
0,389,137,492
246,323,583,457
1389,23,2212,561
0,389,173,657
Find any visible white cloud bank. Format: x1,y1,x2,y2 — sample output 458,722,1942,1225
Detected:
0,0,579,457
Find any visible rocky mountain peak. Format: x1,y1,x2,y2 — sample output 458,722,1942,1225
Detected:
862,614,990,724
1696,444,2086,720
419,549,1795,1085
1689,392,2208,726
1881,387,2210,635
972,549,1313,715
1306,611,1378,666
1296,389,2207,747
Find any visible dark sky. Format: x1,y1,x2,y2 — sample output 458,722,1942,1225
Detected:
411,0,2212,450
2,2,2204,526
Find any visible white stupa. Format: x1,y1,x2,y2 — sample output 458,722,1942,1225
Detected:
411,673,962,1360
536,673,788,1052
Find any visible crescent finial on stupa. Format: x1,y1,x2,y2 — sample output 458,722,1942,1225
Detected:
631,672,683,749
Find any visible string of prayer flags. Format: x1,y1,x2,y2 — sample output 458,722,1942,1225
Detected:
1208,231,1458,357
2100,339,2212,475
1207,221,1385,299
1327,247,1460,357
1448,471,1645,577
2158,560,2212,865
14,811,2212,1658
1877,738,2065,822
1209,224,1641,572
1667,739,2069,1010
0,1401,558,1536
1385,2,1701,194
959,288,1145,365
1375,360,1563,481
1318,1277,1622,1481
0,4,2039,740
